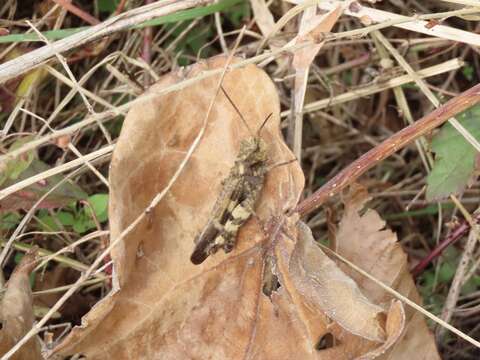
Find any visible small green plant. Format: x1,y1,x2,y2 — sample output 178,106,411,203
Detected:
419,247,480,314
462,64,474,81
97,0,120,14
37,194,109,234
426,104,480,200
222,0,250,27
0,212,21,230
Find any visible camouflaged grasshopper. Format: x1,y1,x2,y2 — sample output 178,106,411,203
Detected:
190,88,273,265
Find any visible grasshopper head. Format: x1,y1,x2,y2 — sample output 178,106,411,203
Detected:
235,113,271,166
238,136,268,166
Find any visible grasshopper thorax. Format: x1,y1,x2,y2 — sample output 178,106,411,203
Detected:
237,136,268,167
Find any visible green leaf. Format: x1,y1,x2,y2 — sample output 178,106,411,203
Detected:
72,215,95,234
0,212,21,230
14,251,24,264
462,64,474,81
37,214,60,232
86,194,109,222
0,159,88,211
97,0,120,13
472,275,480,286
0,136,36,186
426,105,480,200
57,211,75,226
461,277,478,295
223,1,250,26
437,262,455,283
165,20,214,60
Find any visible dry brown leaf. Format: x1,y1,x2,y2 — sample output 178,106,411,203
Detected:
334,184,441,359
250,0,276,37
291,4,345,71
54,58,406,359
277,221,405,359
289,222,386,342
0,247,42,359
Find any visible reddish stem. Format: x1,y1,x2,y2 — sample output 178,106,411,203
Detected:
295,82,480,216
113,0,129,15
411,214,480,277
52,0,100,26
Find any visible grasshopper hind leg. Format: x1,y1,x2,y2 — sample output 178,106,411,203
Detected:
222,194,258,252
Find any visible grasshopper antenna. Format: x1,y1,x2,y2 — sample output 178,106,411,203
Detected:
269,157,297,171
221,86,254,136
257,113,273,137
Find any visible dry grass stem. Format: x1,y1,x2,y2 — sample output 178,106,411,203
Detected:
0,0,214,83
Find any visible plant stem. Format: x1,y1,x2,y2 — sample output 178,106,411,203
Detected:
295,82,480,216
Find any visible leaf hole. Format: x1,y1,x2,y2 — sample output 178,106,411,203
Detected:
262,273,280,297
315,333,336,351
66,354,87,360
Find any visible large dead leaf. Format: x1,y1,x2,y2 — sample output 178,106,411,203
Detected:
334,184,441,359
54,57,405,359
0,248,42,359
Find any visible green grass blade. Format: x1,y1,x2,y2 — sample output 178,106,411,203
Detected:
0,0,244,44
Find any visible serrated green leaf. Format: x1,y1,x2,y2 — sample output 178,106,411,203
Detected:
426,105,480,200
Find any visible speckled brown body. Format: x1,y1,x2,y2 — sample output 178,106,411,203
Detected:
190,136,268,264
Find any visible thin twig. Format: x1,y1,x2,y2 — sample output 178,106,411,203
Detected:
280,58,463,117
295,81,480,216
26,20,112,142
317,1,480,46
0,0,214,84
411,217,478,277
214,1,228,53
374,30,480,153
438,228,479,339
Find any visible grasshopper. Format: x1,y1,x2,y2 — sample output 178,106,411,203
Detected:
190,88,275,265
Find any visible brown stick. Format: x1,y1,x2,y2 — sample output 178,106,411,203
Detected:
295,82,480,216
